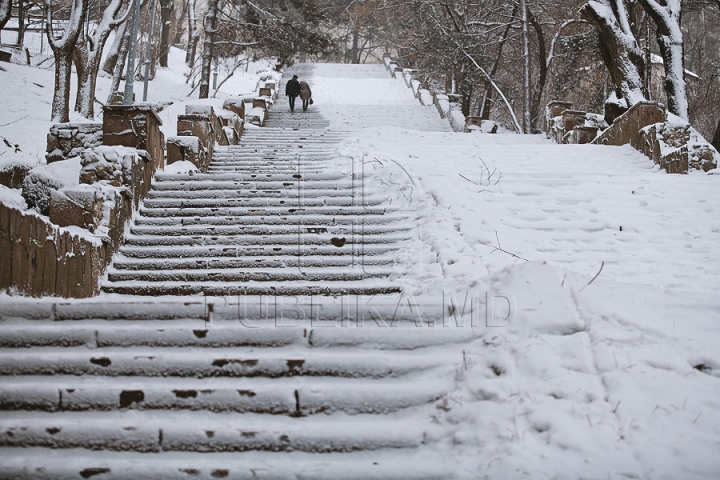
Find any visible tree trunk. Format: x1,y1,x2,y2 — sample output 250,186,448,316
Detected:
520,0,531,134
51,52,75,123
158,0,173,67
185,0,199,67
350,27,360,64
47,0,88,123
528,9,547,133
712,117,720,153
17,0,26,44
580,1,646,108
479,6,516,120
173,0,188,45
102,20,127,75
637,0,688,120
0,0,11,32
73,34,89,114
198,0,219,98
107,22,132,102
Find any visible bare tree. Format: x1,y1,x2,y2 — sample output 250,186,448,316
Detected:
158,0,173,67
580,0,647,112
0,0,12,32
46,0,88,122
638,0,688,119
73,0,130,119
198,0,219,98
185,0,199,67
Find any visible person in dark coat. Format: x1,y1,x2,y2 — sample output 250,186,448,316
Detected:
285,75,300,112
299,81,312,112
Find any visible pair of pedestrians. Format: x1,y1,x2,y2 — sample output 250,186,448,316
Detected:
285,75,312,113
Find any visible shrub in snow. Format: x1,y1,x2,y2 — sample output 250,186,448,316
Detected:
22,157,81,215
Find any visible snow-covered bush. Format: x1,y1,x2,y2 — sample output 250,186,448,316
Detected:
22,157,81,215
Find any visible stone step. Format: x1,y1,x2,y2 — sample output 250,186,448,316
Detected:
0,320,477,349
145,189,361,200
0,377,444,414
101,281,401,296
129,224,410,236
154,173,348,183
111,256,397,272
0,448,454,480
0,414,426,453
137,206,394,218
106,267,397,283
122,232,410,246
150,180,359,191
0,347,431,378
140,196,388,209
117,244,401,259
132,214,408,226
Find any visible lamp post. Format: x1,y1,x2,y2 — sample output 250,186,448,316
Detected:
123,0,142,105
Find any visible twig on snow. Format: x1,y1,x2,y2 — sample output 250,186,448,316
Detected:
478,231,528,261
580,261,604,291
0,115,28,127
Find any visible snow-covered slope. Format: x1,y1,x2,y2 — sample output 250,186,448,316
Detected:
1,60,720,479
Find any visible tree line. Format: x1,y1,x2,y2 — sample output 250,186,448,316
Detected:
0,0,718,144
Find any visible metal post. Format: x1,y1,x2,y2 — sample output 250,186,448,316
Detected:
143,0,157,102
123,0,142,105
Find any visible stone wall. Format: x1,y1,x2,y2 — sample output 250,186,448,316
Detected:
46,123,103,163
0,202,115,297
594,102,666,147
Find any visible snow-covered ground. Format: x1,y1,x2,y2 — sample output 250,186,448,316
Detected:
1,51,720,478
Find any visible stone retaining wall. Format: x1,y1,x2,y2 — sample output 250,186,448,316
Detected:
46,123,103,163
0,202,114,297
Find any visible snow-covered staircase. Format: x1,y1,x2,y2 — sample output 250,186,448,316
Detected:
0,299,471,479
102,103,412,296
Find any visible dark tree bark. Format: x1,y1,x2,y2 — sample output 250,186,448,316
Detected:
0,0,11,32
107,19,132,102
711,117,720,153
47,0,88,122
198,0,219,98
580,1,646,109
528,8,547,132
17,0,26,44
637,0,688,120
102,20,127,74
185,0,199,67
158,0,173,67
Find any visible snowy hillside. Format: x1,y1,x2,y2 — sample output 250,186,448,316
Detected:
1,55,720,479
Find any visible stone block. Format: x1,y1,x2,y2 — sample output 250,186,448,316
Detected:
562,110,587,136
103,105,164,175
259,87,272,98
223,98,246,118
49,185,104,231
547,101,574,119
253,98,268,110
167,136,209,171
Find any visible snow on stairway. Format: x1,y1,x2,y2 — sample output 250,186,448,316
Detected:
0,299,474,479
102,102,415,296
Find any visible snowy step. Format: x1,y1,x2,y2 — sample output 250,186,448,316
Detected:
137,206,395,218
0,414,426,453
0,321,477,349
128,224,410,237
146,188,359,199
0,348,431,378
154,172,347,183
117,244,402,259
140,196,389,209
0,378,443,414
105,267,397,283
132,214,409,227
0,449,454,480
101,281,401,296
122,232,410,246
150,179,360,191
